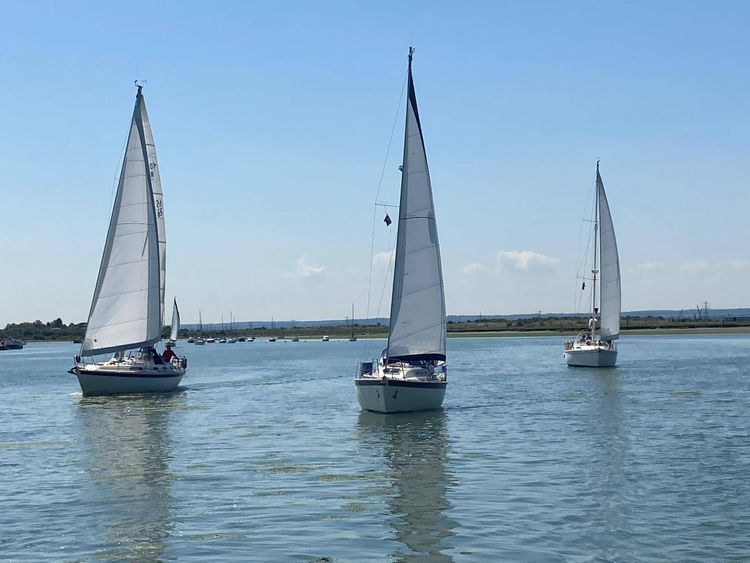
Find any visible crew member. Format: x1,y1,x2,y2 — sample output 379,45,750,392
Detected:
162,344,176,363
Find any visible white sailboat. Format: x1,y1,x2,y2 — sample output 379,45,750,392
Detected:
193,309,206,345
70,85,187,395
355,48,447,413
348,304,357,342
564,161,621,367
167,298,180,346
227,312,237,343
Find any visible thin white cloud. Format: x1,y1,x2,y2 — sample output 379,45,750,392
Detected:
630,261,667,272
462,262,485,274
497,250,559,271
629,259,750,273
679,260,710,271
725,259,750,269
285,254,325,279
373,250,395,266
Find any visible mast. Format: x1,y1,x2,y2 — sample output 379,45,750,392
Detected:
81,84,161,356
595,162,621,340
591,161,600,339
351,303,355,339
385,46,446,363
137,84,167,328
199,310,203,336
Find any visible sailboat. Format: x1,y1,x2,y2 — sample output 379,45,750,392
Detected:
355,48,447,413
167,298,180,346
348,304,357,342
227,312,237,343
193,309,205,344
564,161,621,367
69,84,187,395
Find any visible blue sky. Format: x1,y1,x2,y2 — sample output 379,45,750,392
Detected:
1,1,749,325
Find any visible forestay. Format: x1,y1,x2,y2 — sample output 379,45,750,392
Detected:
387,50,447,362
82,87,162,356
597,165,621,340
170,298,180,342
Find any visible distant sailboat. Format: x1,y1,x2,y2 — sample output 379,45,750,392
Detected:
193,309,205,344
167,298,180,346
70,84,186,395
564,161,621,367
348,304,357,342
355,48,447,413
227,312,237,343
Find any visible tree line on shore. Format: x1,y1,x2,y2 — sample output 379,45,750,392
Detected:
5,314,750,342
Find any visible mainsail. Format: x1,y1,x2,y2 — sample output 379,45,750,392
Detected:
139,93,167,326
596,164,621,340
170,298,180,342
386,48,446,362
81,86,161,356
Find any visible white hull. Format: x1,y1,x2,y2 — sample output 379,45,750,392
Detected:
356,379,446,413
71,360,186,396
564,346,617,367
355,361,447,413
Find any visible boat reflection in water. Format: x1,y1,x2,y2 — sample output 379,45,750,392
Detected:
583,372,630,553
357,410,456,561
74,393,184,560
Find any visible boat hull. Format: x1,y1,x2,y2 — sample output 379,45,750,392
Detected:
355,379,446,413
564,347,618,367
72,365,185,396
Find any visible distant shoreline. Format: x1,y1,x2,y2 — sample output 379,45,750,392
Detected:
17,325,750,344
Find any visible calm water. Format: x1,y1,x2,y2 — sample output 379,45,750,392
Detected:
1,336,748,561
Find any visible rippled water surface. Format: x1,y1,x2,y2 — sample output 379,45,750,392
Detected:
1,336,749,561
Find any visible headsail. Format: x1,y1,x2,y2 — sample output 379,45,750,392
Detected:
81,86,161,356
386,48,447,362
139,93,167,326
170,298,180,342
597,163,621,340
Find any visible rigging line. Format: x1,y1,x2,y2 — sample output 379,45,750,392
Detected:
374,69,408,207
574,178,596,314
364,68,408,359
375,230,396,323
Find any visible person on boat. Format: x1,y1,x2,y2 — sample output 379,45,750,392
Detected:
142,346,163,365
162,344,176,363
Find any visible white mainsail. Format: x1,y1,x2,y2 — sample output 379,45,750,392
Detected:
386,49,446,362
139,95,166,325
81,86,161,356
596,164,621,340
170,298,180,342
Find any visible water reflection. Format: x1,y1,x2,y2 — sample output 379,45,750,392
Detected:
75,393,184,560
586,372,631,548
358,411,456,562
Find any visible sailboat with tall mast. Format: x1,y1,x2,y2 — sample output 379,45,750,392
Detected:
348,303,357,342
564,161,621,367
194,310,205,344
355,48,447,413
69,84,187,395
167,298,180,346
